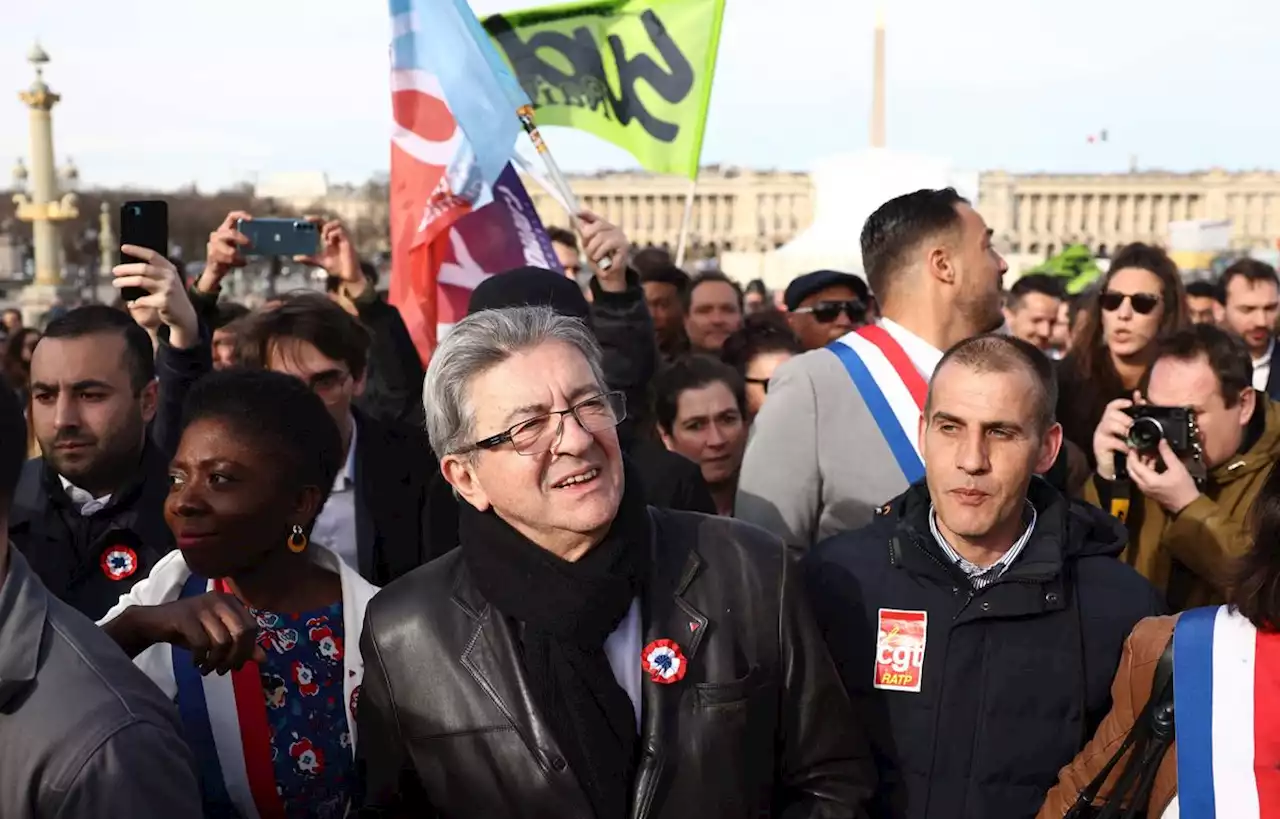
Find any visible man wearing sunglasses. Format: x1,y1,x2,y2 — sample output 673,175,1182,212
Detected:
784,270,872,350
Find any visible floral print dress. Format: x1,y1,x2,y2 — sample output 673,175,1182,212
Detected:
252,601,354,819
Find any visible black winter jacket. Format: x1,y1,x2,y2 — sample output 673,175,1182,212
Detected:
803,479,1164,819
11,330,211,620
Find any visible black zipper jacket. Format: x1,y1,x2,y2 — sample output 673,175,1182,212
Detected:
803,478,1165,819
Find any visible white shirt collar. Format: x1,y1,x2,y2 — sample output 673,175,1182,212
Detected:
878,317,945,378
334,414,358,492
58,475,112,517
1255,337,1275,368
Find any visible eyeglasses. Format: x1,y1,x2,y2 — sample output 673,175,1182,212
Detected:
462,391,627,456
1100,291,1161,315
791,300,867,324
744,377,770,393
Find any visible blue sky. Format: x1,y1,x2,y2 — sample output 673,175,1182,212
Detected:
3,0,1277,191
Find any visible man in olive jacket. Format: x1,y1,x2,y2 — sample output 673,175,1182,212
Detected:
1087,324,1280,610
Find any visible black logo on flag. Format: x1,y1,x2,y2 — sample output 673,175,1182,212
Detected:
486,10,695,144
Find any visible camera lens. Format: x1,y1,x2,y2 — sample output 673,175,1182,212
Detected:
1127,417,1164,451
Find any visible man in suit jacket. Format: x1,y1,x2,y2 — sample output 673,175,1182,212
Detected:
1220,258,1280,401
737,188,1009,550
236,293,435,584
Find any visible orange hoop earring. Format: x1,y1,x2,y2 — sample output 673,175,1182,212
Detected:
287,524,308,554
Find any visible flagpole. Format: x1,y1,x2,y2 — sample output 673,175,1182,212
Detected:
516,105,613,272
674,176,699,269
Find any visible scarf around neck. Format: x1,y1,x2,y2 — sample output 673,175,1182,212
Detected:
457,462,651,818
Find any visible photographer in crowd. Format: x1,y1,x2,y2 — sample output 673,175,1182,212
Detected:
1089,323,1280,610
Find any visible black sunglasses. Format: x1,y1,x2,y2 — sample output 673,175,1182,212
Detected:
792,300,867,324
1100,291,1161,315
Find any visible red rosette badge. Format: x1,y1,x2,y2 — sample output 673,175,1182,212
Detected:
641,638,688,685
100,546,139,581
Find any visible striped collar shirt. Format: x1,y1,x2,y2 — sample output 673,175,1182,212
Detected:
928,501,1038,590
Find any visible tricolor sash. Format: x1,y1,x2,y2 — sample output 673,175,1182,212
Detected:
1174,605,1280,818
827,325,928,484
173,574,286,819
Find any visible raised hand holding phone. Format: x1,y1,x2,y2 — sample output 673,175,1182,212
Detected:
197,211,253,295
293,217,367,299
111,245,199,349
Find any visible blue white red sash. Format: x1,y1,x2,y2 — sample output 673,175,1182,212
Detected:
173,574,286,819
827,325,928,484
1174,605,1280,818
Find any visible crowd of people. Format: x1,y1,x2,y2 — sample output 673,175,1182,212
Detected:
1,187,1277,818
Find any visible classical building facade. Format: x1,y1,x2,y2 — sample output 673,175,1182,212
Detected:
978,169,1280,258
523,165,814,258
524,165,1280,278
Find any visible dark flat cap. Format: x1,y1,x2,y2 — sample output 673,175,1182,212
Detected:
466,266,591,322
784,270,870,311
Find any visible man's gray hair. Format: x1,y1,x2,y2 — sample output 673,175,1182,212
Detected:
423,306,606,458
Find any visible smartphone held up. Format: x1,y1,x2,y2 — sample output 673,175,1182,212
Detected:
119,200,168,302
236,218,320,258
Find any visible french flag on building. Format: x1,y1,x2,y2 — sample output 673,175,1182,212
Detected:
387,0,559,365
1174,605,1280,818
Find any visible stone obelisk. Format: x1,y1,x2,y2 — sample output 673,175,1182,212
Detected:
870,6,887,149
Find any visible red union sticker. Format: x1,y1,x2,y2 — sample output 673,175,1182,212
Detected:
874,608,927,693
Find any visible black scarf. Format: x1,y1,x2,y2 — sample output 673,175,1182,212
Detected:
458,465,651,819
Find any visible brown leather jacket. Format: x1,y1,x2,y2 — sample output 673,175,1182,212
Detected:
1038,615,1179,818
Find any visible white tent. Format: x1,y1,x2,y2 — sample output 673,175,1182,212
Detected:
761,148,979,292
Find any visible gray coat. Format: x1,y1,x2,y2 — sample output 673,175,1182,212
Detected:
736,348,911,550
0,548,201,819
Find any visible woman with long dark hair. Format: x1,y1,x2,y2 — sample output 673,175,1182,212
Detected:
1038,462,1280,818
1058,244,1189,468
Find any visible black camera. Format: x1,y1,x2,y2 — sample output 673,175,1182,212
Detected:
1124,406,1195,455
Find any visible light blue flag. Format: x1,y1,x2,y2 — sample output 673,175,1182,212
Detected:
389,0,531,201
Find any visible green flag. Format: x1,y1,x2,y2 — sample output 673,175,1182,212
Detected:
483,0,726,179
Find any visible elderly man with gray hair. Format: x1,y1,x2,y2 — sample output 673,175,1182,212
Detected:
355,305,874,818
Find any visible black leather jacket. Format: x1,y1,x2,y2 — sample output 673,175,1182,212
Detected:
356,508,876,819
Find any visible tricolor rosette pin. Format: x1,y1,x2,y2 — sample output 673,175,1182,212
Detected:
642,638,688,685
100,546,139,581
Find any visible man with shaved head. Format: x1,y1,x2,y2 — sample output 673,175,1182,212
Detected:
803,334,1163,819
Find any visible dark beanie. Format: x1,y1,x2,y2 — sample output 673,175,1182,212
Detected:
466,266,591,322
